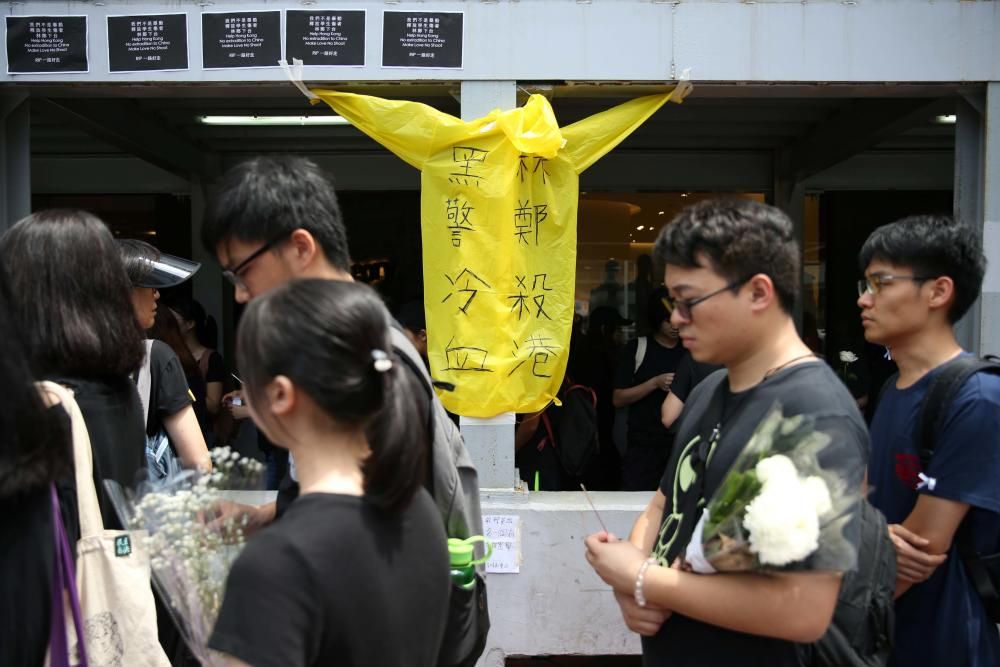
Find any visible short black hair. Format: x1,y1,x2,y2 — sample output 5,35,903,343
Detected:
859,214,986,323
0,209,145,378
202,156,351,272
647,286,671,332
654,199,800,314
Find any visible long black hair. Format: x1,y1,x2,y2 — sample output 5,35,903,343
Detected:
0,275,69,498
0,209,145,378
236,279,426,513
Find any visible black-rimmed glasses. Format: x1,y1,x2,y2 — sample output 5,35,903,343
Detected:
221,231,291,290
665,279,747,321
857,274,933,297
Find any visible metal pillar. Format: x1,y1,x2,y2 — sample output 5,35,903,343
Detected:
981,83,1000,356
190,174,229,360
954,96,985,353
0,94,30,230
457,81,520,489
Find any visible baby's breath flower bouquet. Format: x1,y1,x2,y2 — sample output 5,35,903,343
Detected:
684,404,858,573
109,447,265,666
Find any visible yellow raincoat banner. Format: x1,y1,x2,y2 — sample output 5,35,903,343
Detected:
310,87,686,417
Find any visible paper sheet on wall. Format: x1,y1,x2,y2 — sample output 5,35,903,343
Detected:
483,514,521,574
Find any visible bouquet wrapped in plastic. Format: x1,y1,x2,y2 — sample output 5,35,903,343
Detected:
683,404,859,573
106,447,265,666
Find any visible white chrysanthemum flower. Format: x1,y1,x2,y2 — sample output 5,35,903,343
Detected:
744,481,821,566
754,454,797,484
839,350,858,363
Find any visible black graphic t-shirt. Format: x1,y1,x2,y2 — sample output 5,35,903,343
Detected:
643,362,868,666
210,490,450,667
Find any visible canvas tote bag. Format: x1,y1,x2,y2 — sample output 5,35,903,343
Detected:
39,381,170,667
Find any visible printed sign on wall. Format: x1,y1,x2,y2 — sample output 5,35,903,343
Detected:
202,11,281,69
6,15,88,74
285,10,365,67
107,14,188,72
381,11,462,69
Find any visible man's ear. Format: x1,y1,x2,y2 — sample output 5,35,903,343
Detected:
747,273,777,313
265,375,297,417
287,228,320,270
927,276,956,313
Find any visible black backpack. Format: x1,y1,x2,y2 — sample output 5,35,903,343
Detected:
538,381,599,478
811,500,896,667
913,354,1000,623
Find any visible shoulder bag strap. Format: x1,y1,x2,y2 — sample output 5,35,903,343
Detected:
38,381,105,537
634,336,647,373
136,339,154,429
48,483,88,667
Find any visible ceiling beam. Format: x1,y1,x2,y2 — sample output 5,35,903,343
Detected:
778,97,954,184
33,98,214,180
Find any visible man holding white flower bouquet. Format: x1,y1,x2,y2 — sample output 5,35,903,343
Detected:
585,199,869,666
858,215,1000,667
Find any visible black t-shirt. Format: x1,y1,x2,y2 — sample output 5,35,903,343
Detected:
190,349,224,437
669,355,723,404
614,337,687,441
141,340,192,438
643,362,868,666
210,491,450,667
52,376,146,531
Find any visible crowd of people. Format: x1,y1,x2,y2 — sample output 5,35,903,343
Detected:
0,155,997,667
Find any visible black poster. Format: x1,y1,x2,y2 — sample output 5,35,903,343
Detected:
286,10,365,67
5,15,88,74
382,11,463,69
201,11,280,69
107,14,188,72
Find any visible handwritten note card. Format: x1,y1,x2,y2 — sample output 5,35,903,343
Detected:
483,514,521,574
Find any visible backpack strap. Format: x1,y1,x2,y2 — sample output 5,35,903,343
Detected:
634,336,648,373
388,325,439,496
135,339,154,429
918,355,1000,469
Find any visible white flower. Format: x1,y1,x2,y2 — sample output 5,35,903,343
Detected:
744,481,821,566
742,456,834,566
754,454,797,484
839,350,858,363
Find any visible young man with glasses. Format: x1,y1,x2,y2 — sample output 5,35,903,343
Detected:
584,198,867,666
858,215,1000,667
201,156,482,548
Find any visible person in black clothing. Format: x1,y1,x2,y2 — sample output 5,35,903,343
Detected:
167,297,226,445
118,239,211,473
584,199,866,666
209,279,449,667
0,273,71,667
0,210,147,532
660,354,723,430
613,288,687,490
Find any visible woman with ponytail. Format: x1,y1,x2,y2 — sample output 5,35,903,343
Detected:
209,279,450,667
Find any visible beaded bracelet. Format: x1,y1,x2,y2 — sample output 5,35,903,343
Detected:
634,557,657,608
